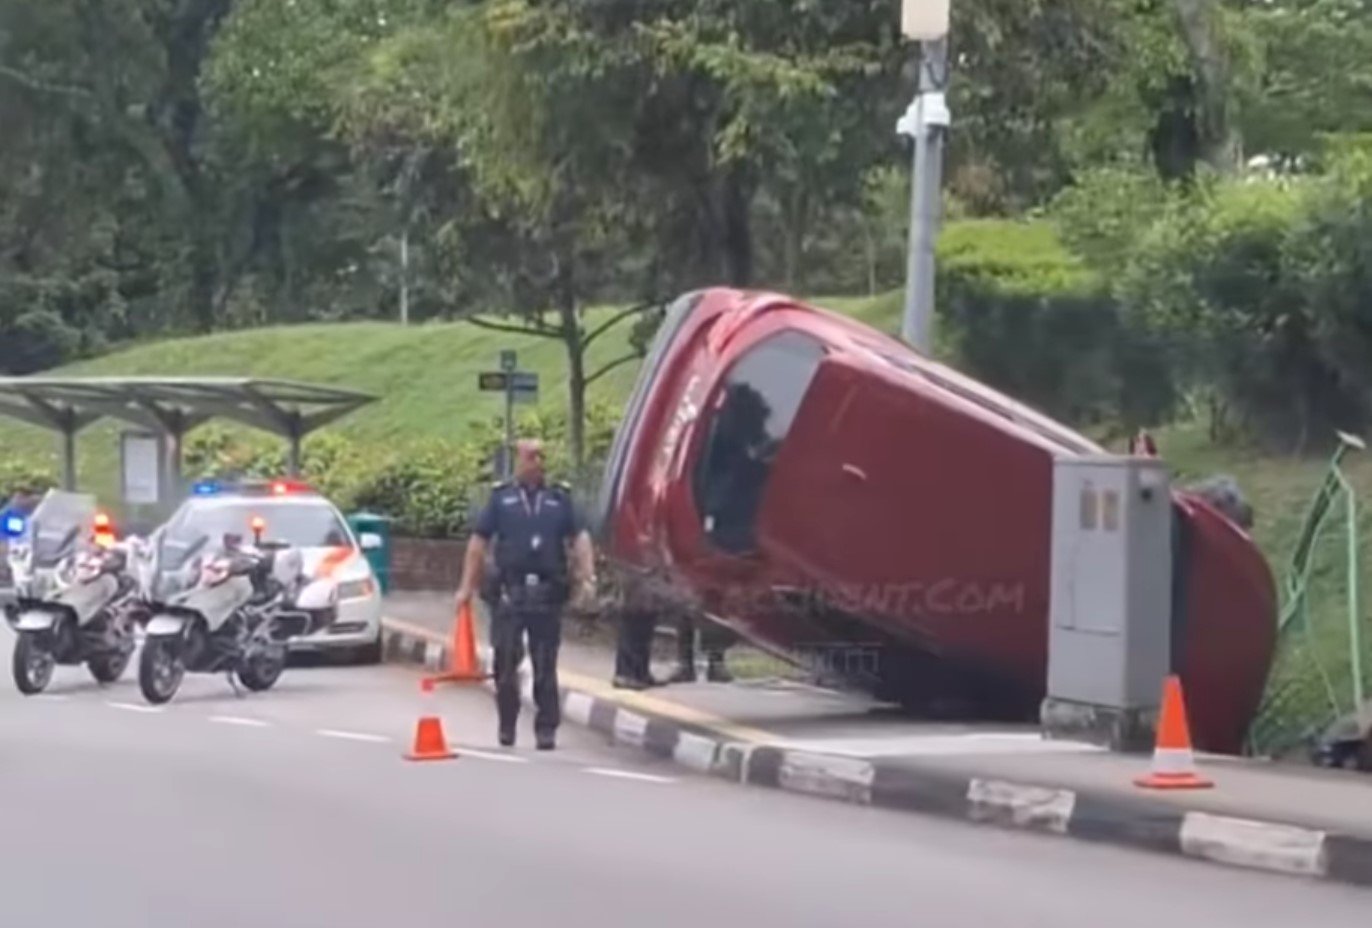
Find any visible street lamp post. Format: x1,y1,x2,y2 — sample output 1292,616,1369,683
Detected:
898,1,951,354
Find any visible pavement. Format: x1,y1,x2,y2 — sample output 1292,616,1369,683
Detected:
384,590,1372,889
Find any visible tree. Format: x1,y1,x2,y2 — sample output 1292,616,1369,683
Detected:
1239,0,1372,166
1172,0,1243,172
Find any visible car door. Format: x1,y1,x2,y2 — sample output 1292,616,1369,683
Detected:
753,352,1049,660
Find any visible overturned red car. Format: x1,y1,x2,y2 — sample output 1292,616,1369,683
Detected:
593,288,1277,754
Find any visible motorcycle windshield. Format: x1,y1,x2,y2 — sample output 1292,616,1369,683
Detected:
157,528,210,576
26,490,98,568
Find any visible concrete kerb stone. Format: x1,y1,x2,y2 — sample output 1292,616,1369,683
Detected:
380,617,1372,889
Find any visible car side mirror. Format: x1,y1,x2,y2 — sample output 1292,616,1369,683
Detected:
359,532,383,551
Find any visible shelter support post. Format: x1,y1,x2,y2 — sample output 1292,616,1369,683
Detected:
61,423,77,491
287,416,303,477
165,427,184,502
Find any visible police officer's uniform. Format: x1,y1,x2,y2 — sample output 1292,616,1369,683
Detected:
472,477,585,748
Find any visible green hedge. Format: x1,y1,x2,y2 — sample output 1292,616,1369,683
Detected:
935,219,1174,431
178,401,621,539
1107,153,1372,451
0,456,57,498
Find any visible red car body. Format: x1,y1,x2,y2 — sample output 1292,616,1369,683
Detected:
594,288,1277,754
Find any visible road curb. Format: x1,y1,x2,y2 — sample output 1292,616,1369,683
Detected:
381,618,1372,888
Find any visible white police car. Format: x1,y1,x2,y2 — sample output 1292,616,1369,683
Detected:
158,479,385,663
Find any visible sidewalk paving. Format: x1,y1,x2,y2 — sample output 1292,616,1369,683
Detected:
382,591,1372,888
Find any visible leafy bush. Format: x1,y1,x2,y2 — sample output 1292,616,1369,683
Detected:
0,456,58,498
1112,159,1372,451
0,310,83,374
174,399,620,538
350,441,487,539
936,219,1175,430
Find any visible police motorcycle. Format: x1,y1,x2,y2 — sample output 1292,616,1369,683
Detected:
2,491,148,695
138,519,339,704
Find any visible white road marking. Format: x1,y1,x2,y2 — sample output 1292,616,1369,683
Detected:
106,701,162,714
316,729,391,744
210,715,271,728
458,748,529,764
583,767,676,785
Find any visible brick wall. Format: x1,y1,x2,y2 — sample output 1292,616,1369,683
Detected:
389,536,468,591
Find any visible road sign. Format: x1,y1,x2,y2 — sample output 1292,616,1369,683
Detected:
485,352,540,476
901,0,950,40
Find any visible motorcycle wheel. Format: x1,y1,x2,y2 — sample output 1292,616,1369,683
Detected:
138,639,184,704
237,648,286,692
88,649,132,685
12,632,55,695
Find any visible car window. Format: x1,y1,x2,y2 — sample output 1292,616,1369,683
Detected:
692,330,826,554
164,500,352,556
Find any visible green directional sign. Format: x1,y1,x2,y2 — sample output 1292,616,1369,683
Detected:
485,351,541,477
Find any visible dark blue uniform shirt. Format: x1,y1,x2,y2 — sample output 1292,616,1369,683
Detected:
474,480,585,582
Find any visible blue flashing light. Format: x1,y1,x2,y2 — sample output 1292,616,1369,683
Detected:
2,514,25,538
192,481,221,496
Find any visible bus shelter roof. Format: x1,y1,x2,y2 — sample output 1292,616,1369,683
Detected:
0,377,376,489
0,376,375,438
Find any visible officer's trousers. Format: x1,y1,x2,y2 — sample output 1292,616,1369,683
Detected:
613,607,654,682
491,600,563,737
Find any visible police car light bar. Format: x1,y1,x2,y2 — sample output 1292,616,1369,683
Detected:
2,514,25,538
190,478,315,497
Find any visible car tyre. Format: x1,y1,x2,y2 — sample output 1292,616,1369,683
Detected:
88,650,132,685
355,627,384,665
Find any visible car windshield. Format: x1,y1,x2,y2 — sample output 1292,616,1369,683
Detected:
163,500,352,562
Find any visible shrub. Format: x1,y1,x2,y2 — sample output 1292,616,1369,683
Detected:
172,399,617,539
0,456,58,498
0,311,83,374
936,219,1175,430
1113,160,1372,452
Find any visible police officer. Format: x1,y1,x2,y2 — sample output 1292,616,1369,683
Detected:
668,611,735,684
455,440,596,750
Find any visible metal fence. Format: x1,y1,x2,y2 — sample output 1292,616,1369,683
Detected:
1249,433,1371,761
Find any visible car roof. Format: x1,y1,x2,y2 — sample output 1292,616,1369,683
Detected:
182,494,336,508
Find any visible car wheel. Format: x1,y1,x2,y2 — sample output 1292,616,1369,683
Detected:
355,627,383,665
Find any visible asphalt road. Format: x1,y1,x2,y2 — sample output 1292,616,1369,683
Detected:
0,635,1365,927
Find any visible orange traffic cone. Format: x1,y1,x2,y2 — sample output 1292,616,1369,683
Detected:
1134,675,1212,790
405,678,457,762
429,601,485,685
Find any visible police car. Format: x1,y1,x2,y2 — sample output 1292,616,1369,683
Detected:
157,479,385,663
